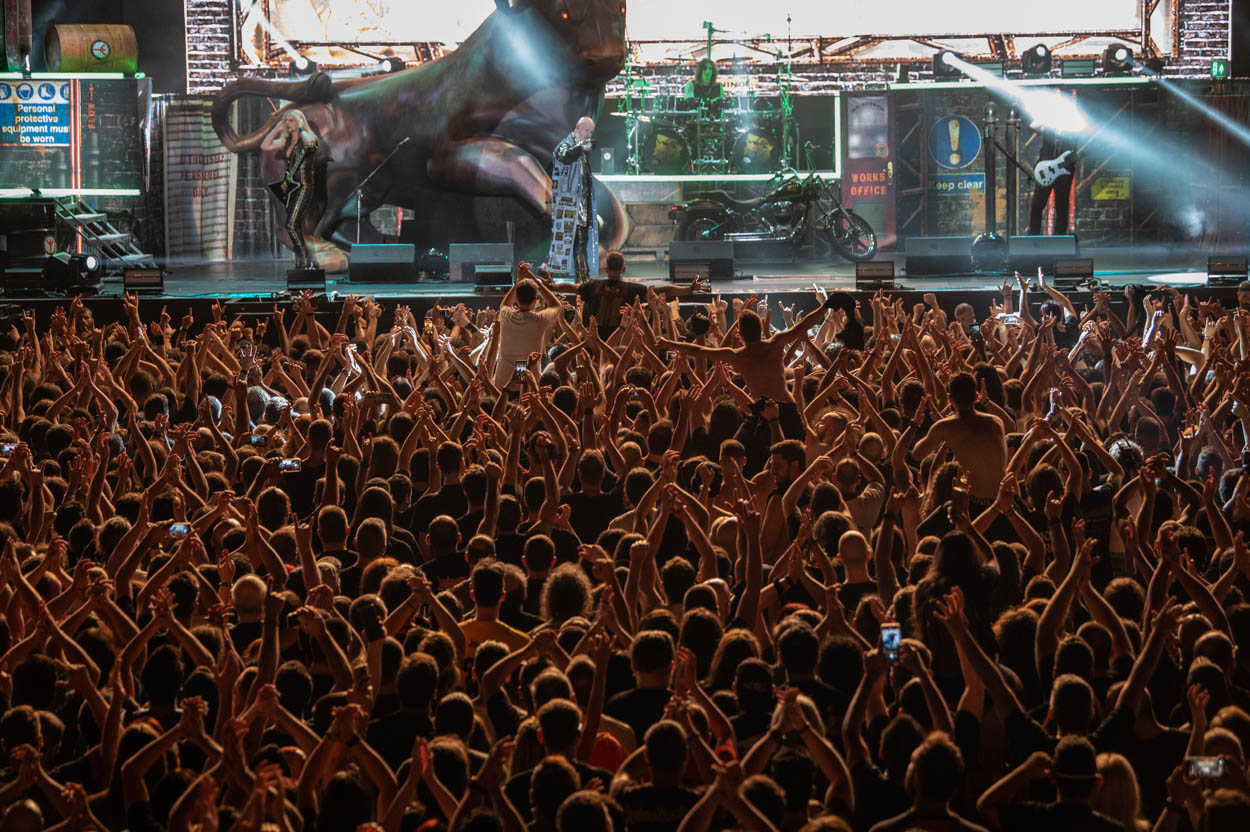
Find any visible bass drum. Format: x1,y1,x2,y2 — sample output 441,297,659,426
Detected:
642,126,691,175
733,128,780,173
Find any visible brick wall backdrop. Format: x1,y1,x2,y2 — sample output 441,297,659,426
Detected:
1175,0,1233,74
185,0,235,96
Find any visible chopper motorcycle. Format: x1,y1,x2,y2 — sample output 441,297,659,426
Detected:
668,145,877,263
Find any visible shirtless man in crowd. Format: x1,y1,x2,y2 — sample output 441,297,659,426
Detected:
658,301,832,440
910,370,1008,502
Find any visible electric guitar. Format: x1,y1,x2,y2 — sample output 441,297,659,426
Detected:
269,144,309,205
1033,150,1074,188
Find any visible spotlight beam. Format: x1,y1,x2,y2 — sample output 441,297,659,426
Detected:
941,53,1089,134
1137,63,1250,149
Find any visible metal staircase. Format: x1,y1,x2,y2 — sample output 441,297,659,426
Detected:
54,197,156,274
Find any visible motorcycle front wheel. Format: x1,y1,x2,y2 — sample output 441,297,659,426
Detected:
823,209,877,262
677,214,726,242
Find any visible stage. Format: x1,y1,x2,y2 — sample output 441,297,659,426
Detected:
5,244,1237,328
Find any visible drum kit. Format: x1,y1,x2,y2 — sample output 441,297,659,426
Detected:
612,20,799,177
613,87,789,176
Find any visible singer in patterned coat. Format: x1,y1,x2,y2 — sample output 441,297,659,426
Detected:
546,117,599,282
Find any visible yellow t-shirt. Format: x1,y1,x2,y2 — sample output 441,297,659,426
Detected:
459,617,529,663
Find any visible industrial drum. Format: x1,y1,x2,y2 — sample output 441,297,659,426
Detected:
45,24,138,73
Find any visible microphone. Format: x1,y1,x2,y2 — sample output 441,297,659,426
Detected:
398,136,411,146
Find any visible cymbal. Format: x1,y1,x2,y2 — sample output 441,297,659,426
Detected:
608,112,654,123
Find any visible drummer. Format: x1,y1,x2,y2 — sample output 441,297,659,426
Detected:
683,58,724,111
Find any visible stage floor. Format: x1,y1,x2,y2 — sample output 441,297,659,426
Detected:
134,243,1218,301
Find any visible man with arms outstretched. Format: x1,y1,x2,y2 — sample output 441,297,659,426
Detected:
909,371,1007,503
658,300,832,441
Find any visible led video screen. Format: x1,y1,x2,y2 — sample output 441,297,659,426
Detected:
250,0,1168,52
0,76,144,192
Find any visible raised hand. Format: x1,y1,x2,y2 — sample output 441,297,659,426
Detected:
931,586,968,634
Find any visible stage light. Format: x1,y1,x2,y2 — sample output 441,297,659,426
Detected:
1021,44,1052,76
933,50,962,80
1103,45,1133,75
378,57,405,74
41,252,100,292
971,232,1009,273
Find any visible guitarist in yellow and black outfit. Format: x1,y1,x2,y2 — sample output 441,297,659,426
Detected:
264,109,320,269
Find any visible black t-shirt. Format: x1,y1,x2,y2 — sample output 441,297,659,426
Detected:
790,677,847,738
839,580,877,612
1117,727,1188,820
283,461,325,519
605,687,674,745
731,708,773,749
420,551,469,592
319,547,358,570
505,760,613,822
1003,705,1134,766
229,620,264,652
404,484,468,538
457,509,484,543
578,278,647,335
998,800,1126,832
525,576,547,617
366,710,434,774
615,782,703,832
565,491,624,545
394,527,421,561
851,758,909,831
495,531,526,567
500,601,542,633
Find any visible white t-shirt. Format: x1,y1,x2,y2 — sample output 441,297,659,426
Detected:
494,305,561,386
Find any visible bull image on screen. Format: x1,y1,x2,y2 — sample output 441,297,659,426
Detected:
212,0,629,272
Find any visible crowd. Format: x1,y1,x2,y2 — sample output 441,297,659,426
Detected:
1,255,1249,832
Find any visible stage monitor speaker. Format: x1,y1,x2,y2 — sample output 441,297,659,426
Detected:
855,260,895,290
1008,235,1079,274
123,268,165,295
1208,255,1248,286
349,244,416,283
903,237,971,276
1,268,43,296
287,269,325,292
474,264,513,289
1053,258,1094,292
450,243,513,284
669,240,734,281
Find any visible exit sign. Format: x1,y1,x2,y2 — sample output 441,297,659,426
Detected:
1212,59,1230,79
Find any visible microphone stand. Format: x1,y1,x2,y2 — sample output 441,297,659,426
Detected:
348,137,411,246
